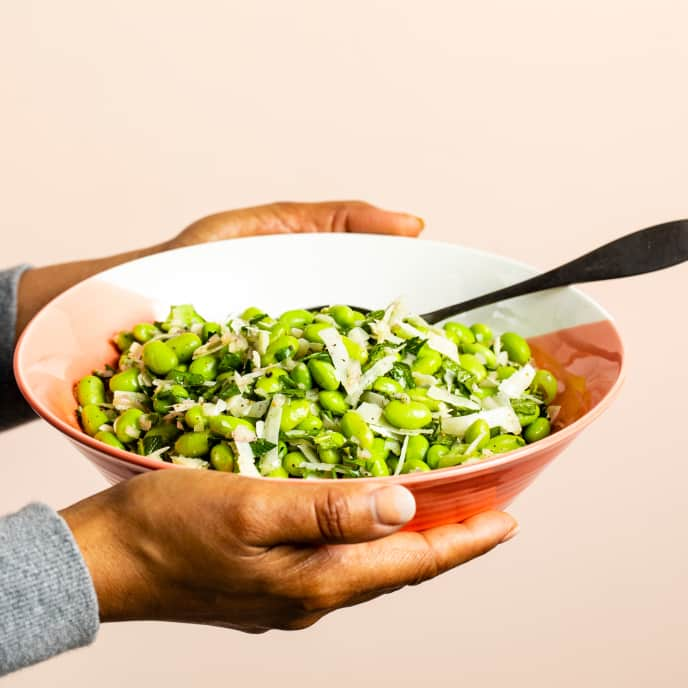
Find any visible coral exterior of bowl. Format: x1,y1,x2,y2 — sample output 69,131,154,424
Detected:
13,236,625,532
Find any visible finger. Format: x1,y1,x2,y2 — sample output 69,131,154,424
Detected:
308,201,425,237
298,511,518,612
233,478,417,547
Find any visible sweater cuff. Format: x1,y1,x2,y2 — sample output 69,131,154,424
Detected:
0,503,100,675
0,264,36,430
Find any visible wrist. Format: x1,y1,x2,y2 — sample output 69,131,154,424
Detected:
59,489,147,623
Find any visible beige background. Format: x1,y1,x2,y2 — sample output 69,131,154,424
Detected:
2,1,688,685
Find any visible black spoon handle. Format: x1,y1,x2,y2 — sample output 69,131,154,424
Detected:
422,219,688,324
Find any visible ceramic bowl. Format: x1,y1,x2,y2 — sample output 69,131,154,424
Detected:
14,234,624,530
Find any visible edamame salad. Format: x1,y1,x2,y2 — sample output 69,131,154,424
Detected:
75,301,560,478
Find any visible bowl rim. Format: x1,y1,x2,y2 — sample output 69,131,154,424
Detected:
13,233,626,482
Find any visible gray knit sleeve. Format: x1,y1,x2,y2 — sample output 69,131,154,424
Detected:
0,503,100,675
0,265,36,431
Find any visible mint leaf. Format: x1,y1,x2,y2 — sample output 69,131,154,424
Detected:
400,336,424,357
250,439,276,456
388,362,414,389
217,352,243,373
142,434,165,456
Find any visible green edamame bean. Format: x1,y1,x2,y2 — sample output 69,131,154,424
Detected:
383,400,432,429
143,422,180,445
513,400,539,427
444,321,475,345
464,419,490,448
143,340,179,376
114,408,144,443
500,332,531,365
308,359,340,391
391,324,416,340
426,444,449,469
486,434,526,454
268,466,289,479
162,304,204,330
406,388,441,412
343,337,367,363
113,331,134,353
524,417,551,443
109,368,141,393
174,431,211,458
185,405,207,430
341,411,375,449
369,437,389,462
154,384,189,412
290,362,312,389
133,322,158,343
402,458,431,473
318,390,349,415
368,457,390,476
270,322,288,340
188,354,218,380
76,375,106,406
80,404,110,436
254,368,288,397
497,365,516,380
328,305,358,329
416,343,434,357
472,385,497,400
167,332,202,363
278,309,314,330
210,442,235,471
94,430,126,450
314,430,346,450
318,448,341,465
208,414,255,438
264,335,300,363
297,415,323,433
373,376,404,396
437,451,470,469
411,349,443,375
349,311,365,326
201,322,221,343
531,369,558,404
280,399,311,431
303,322,332,343
461,342,497,369
470,323,493,345
240,306,266,321
153,398,170,414
283,451,306,476
406,435,429,462
458,353,487,381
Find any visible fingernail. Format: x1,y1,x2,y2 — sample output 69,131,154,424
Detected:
405,214,424,231
500,524,520,543
372,486,416,525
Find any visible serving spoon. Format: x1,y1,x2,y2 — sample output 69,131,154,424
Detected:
311,219,688,324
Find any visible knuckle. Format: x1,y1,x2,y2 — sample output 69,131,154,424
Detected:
315,491,353,541
303,586,345,614
330,205,350,233
230,492,267,545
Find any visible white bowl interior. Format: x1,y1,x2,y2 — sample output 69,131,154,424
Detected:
97,234,607,334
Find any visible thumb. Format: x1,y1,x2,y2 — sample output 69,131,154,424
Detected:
238,479,417,547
